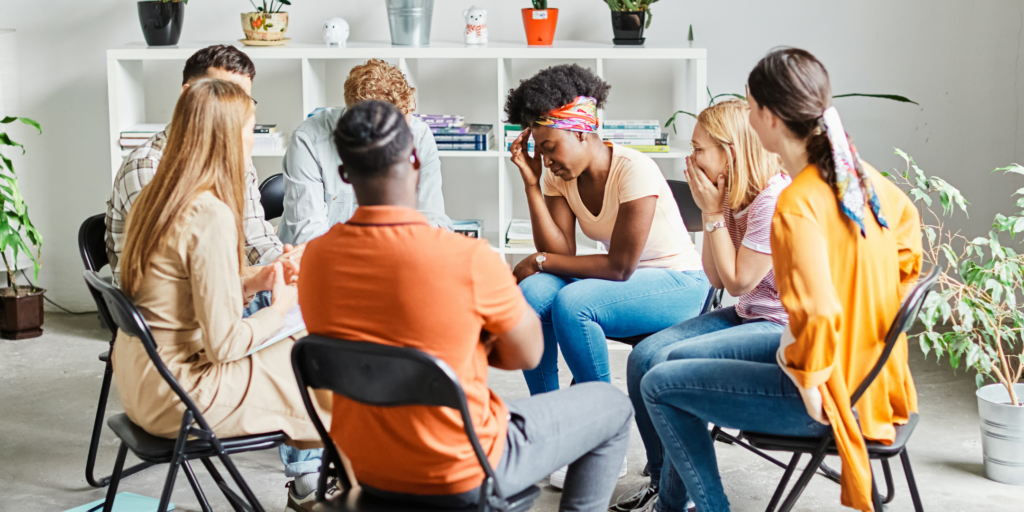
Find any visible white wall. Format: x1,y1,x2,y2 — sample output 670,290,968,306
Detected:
4,0,1024,309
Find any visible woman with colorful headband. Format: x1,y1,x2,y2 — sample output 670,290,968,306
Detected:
504,64,708,487
641,48,922,512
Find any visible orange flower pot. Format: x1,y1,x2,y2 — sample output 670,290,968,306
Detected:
522,8,558,46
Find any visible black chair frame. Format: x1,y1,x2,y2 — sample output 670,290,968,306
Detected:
78,213,156,488
83,271,286,512
291,335,540,512
259,173,285,221
740,266,939,512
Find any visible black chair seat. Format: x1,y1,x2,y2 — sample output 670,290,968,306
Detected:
606,334,654,347
107,414,286,464
99,350,110,362
313,485,541,512
742,413,918,459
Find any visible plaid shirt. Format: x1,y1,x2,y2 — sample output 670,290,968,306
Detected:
105,131,284,285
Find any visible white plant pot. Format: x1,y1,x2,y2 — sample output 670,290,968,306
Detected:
977,383,1024,485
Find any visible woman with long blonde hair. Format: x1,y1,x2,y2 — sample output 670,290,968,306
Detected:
113,79,327,454
614,99,791,512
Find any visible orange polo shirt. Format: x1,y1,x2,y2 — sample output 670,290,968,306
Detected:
298,206,526,496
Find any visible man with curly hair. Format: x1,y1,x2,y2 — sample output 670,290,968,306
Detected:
279,59,451,246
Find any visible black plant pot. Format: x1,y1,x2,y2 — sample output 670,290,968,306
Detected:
611,10,646,46
138,1,185,46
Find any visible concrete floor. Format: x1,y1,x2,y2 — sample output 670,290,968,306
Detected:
1,312,1023,512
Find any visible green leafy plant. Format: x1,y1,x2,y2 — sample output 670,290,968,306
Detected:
0,116,43,295
604,1,660,29
531,0,548,9
885,149,1024,406
665,89,918,135
157,0,188,4
247,0,290,13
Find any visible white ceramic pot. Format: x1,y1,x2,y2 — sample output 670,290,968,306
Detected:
977,383,1024,485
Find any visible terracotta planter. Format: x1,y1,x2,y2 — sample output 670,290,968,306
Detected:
0,287,44,339
242,12,289,41
522,8,558,46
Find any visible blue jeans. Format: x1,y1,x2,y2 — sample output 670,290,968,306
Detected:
519,269,709,394
627,306,785,485
242,290,273,319
640,329,831,512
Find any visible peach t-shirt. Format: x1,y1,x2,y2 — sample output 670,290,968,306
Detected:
540,144,702,272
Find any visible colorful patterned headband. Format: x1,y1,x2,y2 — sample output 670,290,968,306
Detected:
822,106,889,237
536,96,599,133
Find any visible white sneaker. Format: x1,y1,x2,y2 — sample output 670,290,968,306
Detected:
549,456,628,490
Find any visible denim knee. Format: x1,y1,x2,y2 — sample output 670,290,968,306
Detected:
519,273,565,316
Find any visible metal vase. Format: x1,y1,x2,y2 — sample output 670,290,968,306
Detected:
386,0,434,46
977,383,1024,485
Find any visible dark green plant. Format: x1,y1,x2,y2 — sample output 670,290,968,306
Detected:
885,150,1024,406
158,0,188,3
604,1,660,29
248,0,290,13
665,89,918,135
0,116,42,294
532,0,548,9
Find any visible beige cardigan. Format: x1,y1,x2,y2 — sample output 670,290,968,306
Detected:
112,192,329,445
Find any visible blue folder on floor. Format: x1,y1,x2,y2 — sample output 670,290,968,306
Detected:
64,492,174,512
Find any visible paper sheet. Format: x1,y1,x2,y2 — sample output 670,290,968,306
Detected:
245,305,305,357
64,492,174,512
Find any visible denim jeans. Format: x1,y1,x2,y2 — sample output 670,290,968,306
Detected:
362,382,633,512
242,290,273,319
519,269,709,395
627,306,785,485
640,332,831,512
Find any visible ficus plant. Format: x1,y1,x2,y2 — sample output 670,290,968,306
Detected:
248,0,291,13
604,1,660,29
884,149,1024,406
0,116,43,295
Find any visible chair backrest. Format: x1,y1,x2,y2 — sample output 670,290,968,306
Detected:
78,214,109,272
259,173,285,221
291,335,502,496
82,270,216,433
850,266,940,406
667,180,704,234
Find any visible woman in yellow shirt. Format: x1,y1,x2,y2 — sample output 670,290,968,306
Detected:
641,47,921,512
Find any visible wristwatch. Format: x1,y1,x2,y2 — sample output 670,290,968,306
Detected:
535,252,547,272
705,220,726,232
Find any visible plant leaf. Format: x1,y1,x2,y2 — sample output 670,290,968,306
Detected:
833,93,919,105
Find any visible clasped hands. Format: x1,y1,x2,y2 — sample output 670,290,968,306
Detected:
243,244,306,314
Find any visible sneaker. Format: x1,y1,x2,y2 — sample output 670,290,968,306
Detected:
685,499,696,512
635,494,659,512
609,483,657,512
550,456,629,490
284,478,341,512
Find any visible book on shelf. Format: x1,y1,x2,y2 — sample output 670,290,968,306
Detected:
254,124,277,134
600,130,663,139
626,145,671,153
505,219,534,248
602,120,661,130
453,219,483,239
415,114,465,128
606,135,669,146
119,138,148,148
436,141,493,151
253,132,286,153
119,123,167,140
432,124,493,145
504,125,535,152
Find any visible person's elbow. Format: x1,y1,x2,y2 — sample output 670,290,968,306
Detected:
607,260,638,282
725,280,757,297
518,311,544,369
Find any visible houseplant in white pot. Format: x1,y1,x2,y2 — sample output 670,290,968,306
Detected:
0,115,44,339
887,150,1024,485
242,0,291,43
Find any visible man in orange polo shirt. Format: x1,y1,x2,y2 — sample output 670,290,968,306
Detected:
298,100,633,511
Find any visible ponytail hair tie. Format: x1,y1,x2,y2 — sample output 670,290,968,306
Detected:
821,106,888,237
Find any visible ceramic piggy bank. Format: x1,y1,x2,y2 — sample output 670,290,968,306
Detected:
322,17,350,46
463,6,488,45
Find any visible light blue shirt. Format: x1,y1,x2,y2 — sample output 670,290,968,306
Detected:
278,107,452,245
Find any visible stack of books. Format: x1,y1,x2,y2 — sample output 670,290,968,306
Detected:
452,219,483,239
504,125,536,152
415,114,465,129
253,124,285,153
505,219,534,249
119,123,167,149
432,124,494,151
600,120,669,153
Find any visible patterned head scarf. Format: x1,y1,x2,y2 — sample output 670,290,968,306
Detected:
536,96,599,133
822,106,888,237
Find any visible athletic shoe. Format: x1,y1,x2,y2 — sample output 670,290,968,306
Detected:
284,478,340,512
550,456,629,490
609,483,658,512
635,494,659,512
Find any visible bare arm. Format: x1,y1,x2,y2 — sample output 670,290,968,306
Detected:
704,217,774,296
701,233,724,290
512,129,577,255
486,307,543,371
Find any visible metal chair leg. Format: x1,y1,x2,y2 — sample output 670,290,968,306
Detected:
216,451,265,512
765,453,801,512
777,439,831,512
86,352,155,488
158,412,192,512
881,458,896,503
201,458,245,512
900,449,925,512
101,443,128,512
182,460,213,512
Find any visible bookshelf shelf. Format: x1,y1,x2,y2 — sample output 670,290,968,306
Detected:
107,40,707,258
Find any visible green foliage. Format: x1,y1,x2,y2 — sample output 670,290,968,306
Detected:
248,0,290,13
159,0,188,4
532,0,548,10
0,116,43,294
889,150,1024,405
603,0,660,29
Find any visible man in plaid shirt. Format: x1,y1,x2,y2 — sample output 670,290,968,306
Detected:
106,45,298,288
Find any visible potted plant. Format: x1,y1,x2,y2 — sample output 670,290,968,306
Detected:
522,1,558,47
243,1,291,42
886,150,1024,485
385,0,434,46
604,0,659,45
0,116,44,340
138,0,187,47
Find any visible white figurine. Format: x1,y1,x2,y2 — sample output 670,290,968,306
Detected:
322,17,350,46
463,6,488,45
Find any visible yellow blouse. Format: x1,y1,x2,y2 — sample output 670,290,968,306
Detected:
770,163,922,511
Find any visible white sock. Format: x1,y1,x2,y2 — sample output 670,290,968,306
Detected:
293,472,319,498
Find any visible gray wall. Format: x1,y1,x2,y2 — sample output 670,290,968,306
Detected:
4,0,1024,309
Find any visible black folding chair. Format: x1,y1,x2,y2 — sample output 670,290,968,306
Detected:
740,266,939,512
291,335,541,512
82,270,287,512
78,214,156,488
259,173,285,221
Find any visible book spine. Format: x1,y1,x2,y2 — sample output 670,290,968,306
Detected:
433,134,490,143
629,146,671,153
600,131,663,138
437,141,488,151
603,121,660,128
431,127,471,134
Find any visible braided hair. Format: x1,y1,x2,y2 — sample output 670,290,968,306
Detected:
333,100,413,178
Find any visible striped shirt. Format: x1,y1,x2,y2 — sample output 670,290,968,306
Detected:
105,131,283,285
722,173,791,325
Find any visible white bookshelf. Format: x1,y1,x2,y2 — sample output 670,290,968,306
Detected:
106,40,707,257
